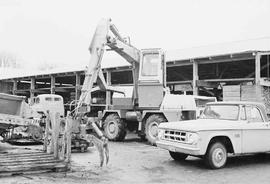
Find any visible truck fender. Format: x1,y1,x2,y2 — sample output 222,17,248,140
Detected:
202,131,241,155
142,111,167,122
102,110,122,121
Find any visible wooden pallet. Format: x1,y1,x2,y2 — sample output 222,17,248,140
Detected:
0,151,69,177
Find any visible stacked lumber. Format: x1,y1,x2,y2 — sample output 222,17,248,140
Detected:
223,84,270,114
223,85,241,101
0,151,68,177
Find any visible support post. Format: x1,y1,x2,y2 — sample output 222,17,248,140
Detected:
43,111,50,153
49,112,60,159
75,72,81,105
30,77,35,103
255,53,261,85
51,75,56,94
106,70,111,109
192,60,199,95
65,112,72,163
12,80,17,95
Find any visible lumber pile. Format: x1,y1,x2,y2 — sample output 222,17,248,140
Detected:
0,151,68,177
0,112,72,177
223,84,270,114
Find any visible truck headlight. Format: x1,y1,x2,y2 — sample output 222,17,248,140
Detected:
187,132,199,145
158,129,164,140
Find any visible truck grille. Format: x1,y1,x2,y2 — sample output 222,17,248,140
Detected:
164,130,187,143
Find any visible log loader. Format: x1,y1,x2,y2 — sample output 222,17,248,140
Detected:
71,18,216,147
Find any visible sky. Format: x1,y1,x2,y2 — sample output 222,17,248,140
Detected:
0,0,270,70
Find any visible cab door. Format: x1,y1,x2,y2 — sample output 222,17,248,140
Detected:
137,49,165,109
242,105,270,153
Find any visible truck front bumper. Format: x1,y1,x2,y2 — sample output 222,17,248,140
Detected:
156,140,201,156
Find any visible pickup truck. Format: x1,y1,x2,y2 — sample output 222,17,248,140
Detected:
156,101,270,169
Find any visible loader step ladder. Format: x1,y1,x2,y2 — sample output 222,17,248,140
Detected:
0,151,68,177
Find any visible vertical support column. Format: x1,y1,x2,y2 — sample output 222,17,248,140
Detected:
51,75,56,94
192,60,199,95
75,72,81,104
65,112,72,163
255,53,261,85
106,70,111,109
12,80,17,95
30,77,35,103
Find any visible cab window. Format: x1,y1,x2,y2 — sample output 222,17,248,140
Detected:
245,106,263,122
141,53,159,76
54,97,61,101
35,97,40,104
240,106,246,120
45,97,52,101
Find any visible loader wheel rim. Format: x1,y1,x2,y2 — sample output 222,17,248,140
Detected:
108,122,117,135
212,148,226,167
148,122,159,139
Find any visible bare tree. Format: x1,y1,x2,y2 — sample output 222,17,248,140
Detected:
0,51,20,68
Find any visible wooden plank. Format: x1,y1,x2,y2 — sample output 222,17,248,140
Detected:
223,85,240,92
223,92,241,97
0,154,53,159
0,156,56,163
0,155,54,162
196,80,219,88
0,162,67,173
0,151,46,157
0,169,53,177
43,112,50,153
223,97,241,101
0,154,52,159
0,159,61,166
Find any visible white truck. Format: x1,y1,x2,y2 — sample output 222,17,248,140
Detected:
31,94,65,117
0,93,64,143
157,101,270,169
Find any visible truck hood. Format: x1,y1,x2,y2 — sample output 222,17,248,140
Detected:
159,119,243,132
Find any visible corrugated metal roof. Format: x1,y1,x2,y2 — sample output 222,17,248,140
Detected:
166,37,270,61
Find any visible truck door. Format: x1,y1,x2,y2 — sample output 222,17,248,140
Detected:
137,49,165,109
242,105,270,153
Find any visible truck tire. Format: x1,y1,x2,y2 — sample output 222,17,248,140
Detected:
145,114,166,145
103,114,126,141
204,142,227,169
169,151,188,161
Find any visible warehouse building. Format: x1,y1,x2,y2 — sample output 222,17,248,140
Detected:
0,37,270,109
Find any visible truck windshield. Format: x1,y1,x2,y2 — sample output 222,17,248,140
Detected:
200,105,239,120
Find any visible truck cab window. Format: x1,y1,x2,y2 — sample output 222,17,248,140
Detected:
35,98,40,104
240,106,246,120
245,106,263,122
141,54,159,76
45,97,52,101
54,98,61,101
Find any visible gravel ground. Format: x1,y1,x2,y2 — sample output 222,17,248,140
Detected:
2,134,270,184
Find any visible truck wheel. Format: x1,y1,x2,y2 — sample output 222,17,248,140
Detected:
145,114,166,145
169,151,188,161
103,114,126,141
205,142,227,169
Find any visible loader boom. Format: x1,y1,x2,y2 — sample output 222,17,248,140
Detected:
76,18,141,115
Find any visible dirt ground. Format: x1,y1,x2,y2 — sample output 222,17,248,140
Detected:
2,133,270,184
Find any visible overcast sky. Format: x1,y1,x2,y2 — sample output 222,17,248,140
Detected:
0,0,270,70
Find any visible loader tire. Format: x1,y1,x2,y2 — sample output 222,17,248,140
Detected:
103,114,126,141
145,114,166,145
